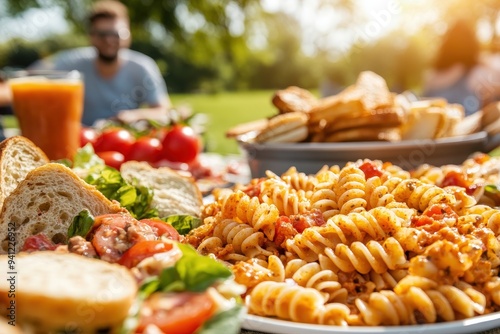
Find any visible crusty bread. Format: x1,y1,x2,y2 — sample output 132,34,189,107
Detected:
254,112,309,143
0,163,123,253
272,86,318,114
308,71,395,126
320,127,401,142
0,136,49,210
321,107,404,134
120,161,203,218
0,251,136,332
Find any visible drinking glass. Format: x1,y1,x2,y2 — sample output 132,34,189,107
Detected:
8,70,84,160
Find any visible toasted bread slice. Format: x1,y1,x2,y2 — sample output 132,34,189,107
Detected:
309,71,394,125
272,86,318,114
120,161,203,218
0,136,49,210
0,251,136,332
320,127,401,142
322,107,404,133
0,163,123,253
255,112,309,143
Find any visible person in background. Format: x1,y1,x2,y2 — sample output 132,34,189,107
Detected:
423,19,500,116
31,0,171,126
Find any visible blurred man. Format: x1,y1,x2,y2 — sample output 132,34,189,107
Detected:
32,0,171,126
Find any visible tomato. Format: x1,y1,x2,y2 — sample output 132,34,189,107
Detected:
96,151,125,169
137,292,216,334
127,137,162,163
80,127,97,147
140,219,181,241
160,125,201,164
118,240,174,268
359,161,383,179
93,128,135,157
22,233,58,252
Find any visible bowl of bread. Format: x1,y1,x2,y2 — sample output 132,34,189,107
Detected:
228,71,490,177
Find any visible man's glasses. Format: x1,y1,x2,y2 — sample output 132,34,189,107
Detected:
90,29,130,40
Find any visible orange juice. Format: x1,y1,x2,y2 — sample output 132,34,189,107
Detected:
9,72,84,160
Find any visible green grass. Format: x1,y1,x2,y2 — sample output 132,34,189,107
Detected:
2,90,279,155
171,90,277,155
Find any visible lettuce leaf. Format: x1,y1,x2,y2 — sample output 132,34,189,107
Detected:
163,215,202,235
138,243,232,297
196,304,246,334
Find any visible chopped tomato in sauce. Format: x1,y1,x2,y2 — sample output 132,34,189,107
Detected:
411,203,458,227
275,216,298,247
359,162,383,179
22,233,58,252
440,170,478,196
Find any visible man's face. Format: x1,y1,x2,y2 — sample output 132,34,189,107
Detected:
89,17,130,63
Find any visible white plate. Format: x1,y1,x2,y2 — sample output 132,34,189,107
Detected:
242,313,500,334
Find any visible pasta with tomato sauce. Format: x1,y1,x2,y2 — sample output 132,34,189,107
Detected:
186,158,500,326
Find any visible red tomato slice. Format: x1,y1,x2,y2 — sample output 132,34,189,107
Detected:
127,137,163,163
137,292,216,334
22,233,58,252
118,240,174,268
140,219,181,241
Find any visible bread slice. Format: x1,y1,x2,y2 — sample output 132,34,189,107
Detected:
254,112,309,143
272,86,318,114
120,161,203,218
0,163,123,253
0,136,49,210
309,71,394,126
0,251,136,332
320,126,401,142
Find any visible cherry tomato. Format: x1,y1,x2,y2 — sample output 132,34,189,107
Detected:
22,233,58,252
127,137,162,163
118,240,174,268
140,219,181,241
359,161,383,179
96,151,125,169
160,125,201,164
93,128,135,157
137,292,216,334
80,127,97,147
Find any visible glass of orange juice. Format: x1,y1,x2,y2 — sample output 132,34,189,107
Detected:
8,70,84,160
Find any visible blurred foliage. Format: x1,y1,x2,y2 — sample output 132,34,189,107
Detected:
0,0,499,93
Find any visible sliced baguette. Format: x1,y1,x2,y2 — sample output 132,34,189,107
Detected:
0,163,123,253
120,161,203,218
0,136,49,210
0,251,136,332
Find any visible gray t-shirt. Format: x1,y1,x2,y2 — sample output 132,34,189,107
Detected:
33,47,167,125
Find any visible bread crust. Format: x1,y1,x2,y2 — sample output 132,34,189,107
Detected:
255,112,308,143
272,86,318,114
308,72,395,126
0,136,49,209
